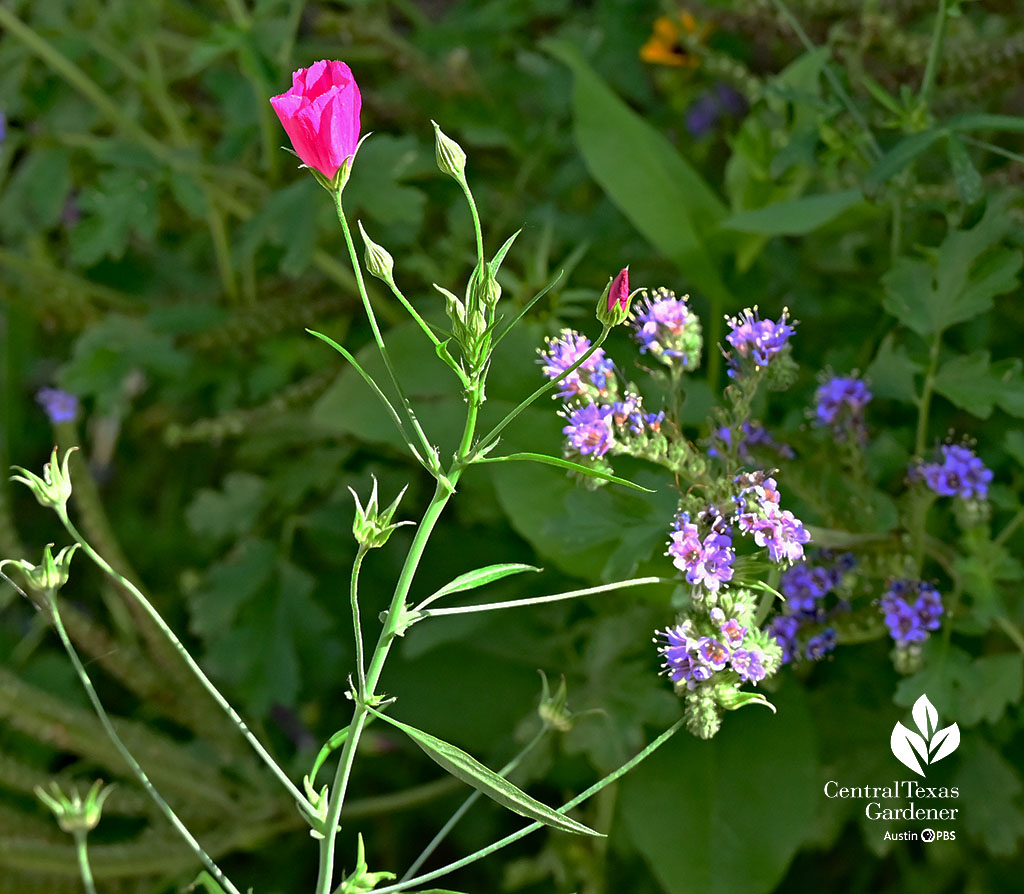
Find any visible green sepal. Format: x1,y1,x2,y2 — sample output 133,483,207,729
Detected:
490,229,521,275
473,451,654,492
717,689,777,713
366,708,603,837
188,871,229,894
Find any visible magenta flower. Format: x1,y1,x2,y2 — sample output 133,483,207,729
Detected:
609,267,630,314
271,60,362,181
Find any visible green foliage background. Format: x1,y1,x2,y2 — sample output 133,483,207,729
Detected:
1,1,1023,892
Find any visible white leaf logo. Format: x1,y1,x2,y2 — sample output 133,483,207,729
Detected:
891,694,960,775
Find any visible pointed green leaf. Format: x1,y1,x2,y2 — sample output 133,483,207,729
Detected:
475,451,654,492
946,134,984,205
947,112,1024,134
864,129,944,193
491,229,522,274
368,709,603,837
719,189,863,236
426,563,541,604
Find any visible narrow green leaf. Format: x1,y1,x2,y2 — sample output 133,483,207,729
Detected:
490,229,522,274
426,563,542,604
947,112,1024,134
476,451,654,492
719,189,863,236
189,871,228,894
860,73,904,116
946,134,984,205
864,129,944,193
367,709,603,837
490,268,565,352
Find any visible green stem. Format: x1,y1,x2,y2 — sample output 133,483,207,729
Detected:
334,193,438,468
460,179,486,269
314,393,483,894
370,717,687,894
72,830,97,894
45,594,241,894
400,725,548,882
57,513,310,816
915,333,942,456
919,0,950,107
351,547,368,696
995,508,1024,547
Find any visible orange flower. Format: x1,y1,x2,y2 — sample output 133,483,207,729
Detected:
640,11,710,68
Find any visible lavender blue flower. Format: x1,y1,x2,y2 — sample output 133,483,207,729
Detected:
916,444,993,500
561,403,615,458
733,471,810,565
767,552,853,664
880,580,943,646
815,375,871,442
666,515,735,593
707,422,795,463
631,288,702,369
36,388,79,424
724,307,795,376
804,629,837,661
538,329,616,400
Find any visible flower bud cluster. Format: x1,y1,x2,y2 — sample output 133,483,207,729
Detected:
767,551,854,664
655,589,782,738
706,421,794,465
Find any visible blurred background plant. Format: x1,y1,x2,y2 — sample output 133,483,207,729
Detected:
1,0,1022,892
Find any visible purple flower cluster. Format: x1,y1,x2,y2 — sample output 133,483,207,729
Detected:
707,421,795,464
724,307,795,376
734,471,810,564
657,607,767,690
538,329,616,400
685,84,748,138
667,513,735,592
767,552,853,663
36,388,79,424
631,288,702,369
880,580,943,647
561,403,615,458
916,444,993,500
814,375,871,442
560,390,667,463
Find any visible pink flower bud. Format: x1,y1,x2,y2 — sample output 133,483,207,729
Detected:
270,60,362,181
609,266,630,313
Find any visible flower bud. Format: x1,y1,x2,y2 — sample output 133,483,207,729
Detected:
349,478,413,549
467,261,501,310
596,266,638,327
1,543,80,597
36,779,113,835
358,221,394,284
10,446,76,513
431,120,467,183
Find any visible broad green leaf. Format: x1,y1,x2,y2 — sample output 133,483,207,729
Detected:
477,451,654,492
933,351,1000,418
955,739,1024,856
619,685,817,894
543,39,732,305
369,709,602,837
719,189,863,236
1005,431,1024,467
864,129,944,192
865,333,921,403
185,472,267,546
424,563,541,604
882,196,1021,336
70,169,160,265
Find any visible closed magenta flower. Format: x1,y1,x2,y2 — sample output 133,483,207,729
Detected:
596,267,638,327
271,60,362,185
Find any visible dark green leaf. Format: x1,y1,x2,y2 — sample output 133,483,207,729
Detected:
543,40,732,305
933,351,1000,418
946,134,983,205
185,472,267,546
865,334,921,403
368,709,602,837
955,739,1024,856
719,189,863,236
947,112,1024,134
864,130,944,192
